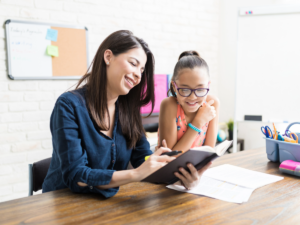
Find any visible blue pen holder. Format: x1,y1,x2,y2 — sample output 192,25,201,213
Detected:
264,122,300,163
278,141,300,163
265,138,300,162
265,138,280,162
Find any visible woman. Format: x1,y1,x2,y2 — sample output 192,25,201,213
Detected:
43,30,210,197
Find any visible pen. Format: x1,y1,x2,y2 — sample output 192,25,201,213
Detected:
161,150,182,156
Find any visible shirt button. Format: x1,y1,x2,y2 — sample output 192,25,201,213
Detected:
112,143,115,147
112,160,115,163
89,186,93,189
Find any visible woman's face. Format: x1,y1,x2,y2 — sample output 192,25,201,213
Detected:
105,47,147,97
173,67,210,114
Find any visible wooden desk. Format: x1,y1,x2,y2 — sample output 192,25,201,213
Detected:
1,148,300,224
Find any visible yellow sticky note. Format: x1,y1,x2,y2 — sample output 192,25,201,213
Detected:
46,45,59,57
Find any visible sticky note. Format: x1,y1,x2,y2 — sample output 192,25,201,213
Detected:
46,45,59,57
46,29,58,42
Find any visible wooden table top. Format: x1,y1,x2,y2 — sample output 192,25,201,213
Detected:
1,148,300,225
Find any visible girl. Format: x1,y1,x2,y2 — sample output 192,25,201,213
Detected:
159,51,219,185
43,31,210,197
159,50,219,152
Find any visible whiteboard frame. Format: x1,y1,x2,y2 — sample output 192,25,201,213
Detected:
4,19,89,80
239,5,300,16
234,6,300,153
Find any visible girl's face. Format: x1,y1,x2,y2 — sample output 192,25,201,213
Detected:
173,67,210,114
105,47,147,97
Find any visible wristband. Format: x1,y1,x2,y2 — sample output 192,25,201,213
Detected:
188,123,202,133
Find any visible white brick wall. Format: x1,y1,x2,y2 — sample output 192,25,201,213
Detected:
0,0,220,202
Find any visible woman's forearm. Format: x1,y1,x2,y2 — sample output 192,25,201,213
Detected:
78,146,174,190
77,169,141,189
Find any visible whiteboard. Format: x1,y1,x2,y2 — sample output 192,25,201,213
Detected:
8,22,52,78
5,20,89,80
236,10,300,122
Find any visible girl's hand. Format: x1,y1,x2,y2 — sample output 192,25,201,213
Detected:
174,161,212,190
154,139,167,152
193,100,216,128
135,140,175,181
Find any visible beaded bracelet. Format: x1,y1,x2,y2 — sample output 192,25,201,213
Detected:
188,123,202,133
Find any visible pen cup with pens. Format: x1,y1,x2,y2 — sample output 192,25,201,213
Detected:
262,122,300,163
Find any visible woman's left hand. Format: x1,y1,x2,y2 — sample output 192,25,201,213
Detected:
174,161,212,190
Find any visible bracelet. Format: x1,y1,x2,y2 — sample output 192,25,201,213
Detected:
188,123,202,133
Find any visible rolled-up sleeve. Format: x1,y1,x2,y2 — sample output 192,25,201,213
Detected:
130,135,153,168
52,97,116,197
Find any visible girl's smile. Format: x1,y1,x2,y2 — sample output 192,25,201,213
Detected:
186,101,200,107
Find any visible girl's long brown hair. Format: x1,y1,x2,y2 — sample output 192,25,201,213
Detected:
76,30,155,149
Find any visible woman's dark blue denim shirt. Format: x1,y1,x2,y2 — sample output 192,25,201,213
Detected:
42,87,153,198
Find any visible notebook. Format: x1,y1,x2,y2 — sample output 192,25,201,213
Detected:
142,140,233,184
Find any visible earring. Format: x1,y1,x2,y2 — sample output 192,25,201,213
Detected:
106,62,109,65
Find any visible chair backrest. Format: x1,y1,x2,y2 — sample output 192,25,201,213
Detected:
143,123,158,132
28,157,52,196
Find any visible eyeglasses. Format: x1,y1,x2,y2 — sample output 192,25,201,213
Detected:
173,82,210,97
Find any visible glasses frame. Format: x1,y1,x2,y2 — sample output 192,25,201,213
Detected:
173,82,210,97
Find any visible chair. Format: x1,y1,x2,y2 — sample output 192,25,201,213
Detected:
143,123,158,133
28,157,52,196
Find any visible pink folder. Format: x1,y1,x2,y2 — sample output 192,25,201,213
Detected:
141,74,168,114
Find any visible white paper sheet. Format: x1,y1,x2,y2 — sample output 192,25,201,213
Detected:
167,176,254,204
203,164,284,189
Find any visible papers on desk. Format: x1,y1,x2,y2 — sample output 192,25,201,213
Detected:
167,176,254,203
203,164,284,189
167,164,284,204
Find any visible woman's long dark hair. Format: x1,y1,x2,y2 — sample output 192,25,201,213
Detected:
76,30,155,149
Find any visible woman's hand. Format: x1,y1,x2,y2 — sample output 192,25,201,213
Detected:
193,100,216,128
174,161,212,190
134,139,175,181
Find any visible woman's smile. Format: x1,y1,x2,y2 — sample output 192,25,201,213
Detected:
124,75,135,89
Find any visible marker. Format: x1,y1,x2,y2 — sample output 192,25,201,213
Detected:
145,150,183,161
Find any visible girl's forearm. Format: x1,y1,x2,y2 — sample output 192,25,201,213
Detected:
203,122,218,148
171,123,205,152
204,110,219,147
